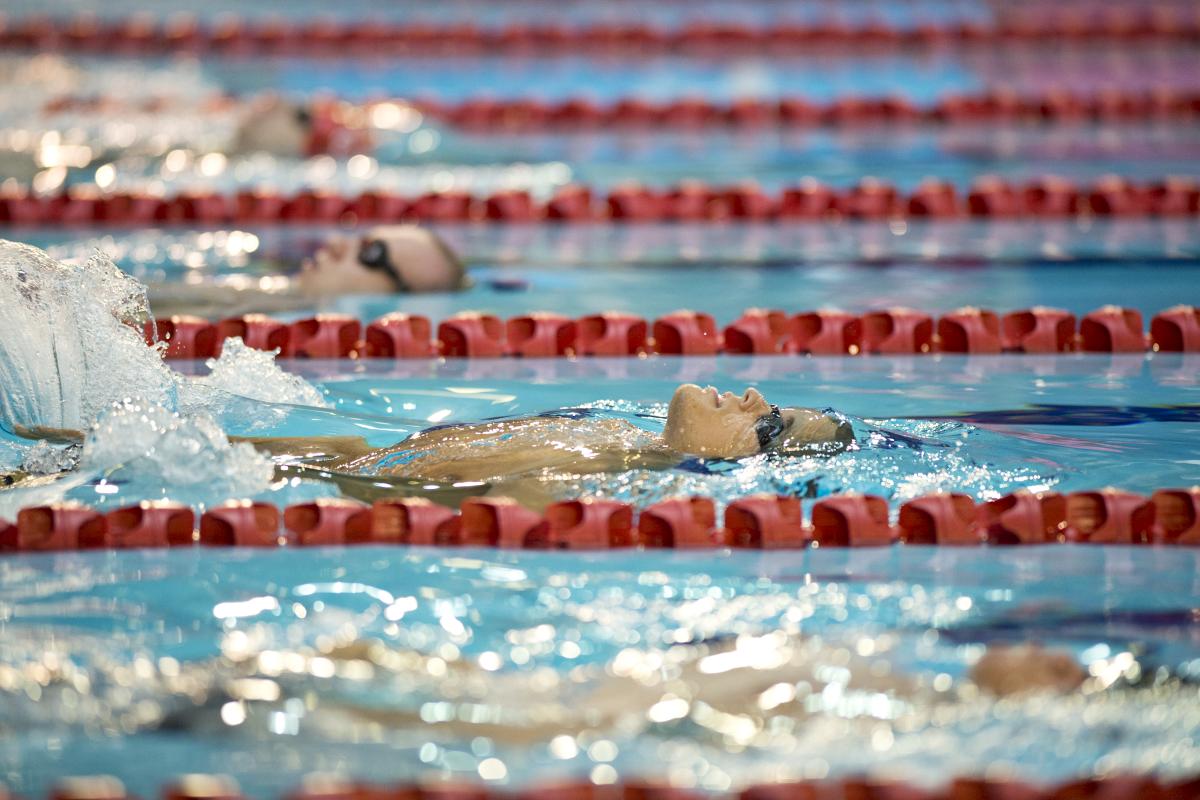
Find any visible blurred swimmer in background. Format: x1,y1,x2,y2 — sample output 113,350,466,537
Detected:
145,224,471,318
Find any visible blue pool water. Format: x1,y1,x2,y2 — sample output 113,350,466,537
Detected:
3,3,1200,795
2,546,1199,797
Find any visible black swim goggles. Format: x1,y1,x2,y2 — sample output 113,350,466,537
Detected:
357,238,407,292
755,404,786,451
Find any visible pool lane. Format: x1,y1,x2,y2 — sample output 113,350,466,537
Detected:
1,544,1198,798
65,124,1200,196
22,221,1200,322
1,0,997,28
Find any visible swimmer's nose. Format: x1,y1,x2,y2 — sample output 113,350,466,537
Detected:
324,236,351,260
740,387,766,410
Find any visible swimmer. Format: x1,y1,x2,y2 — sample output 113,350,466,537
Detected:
3,629,1092,748
145,224,470,318
241,383,854,507
4,384,849,506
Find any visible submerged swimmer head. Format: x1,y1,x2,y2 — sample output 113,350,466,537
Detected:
298,225,468,297
662,384,853,458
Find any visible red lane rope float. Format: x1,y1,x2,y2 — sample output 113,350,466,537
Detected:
4,10,1199,55
41,774,1200,800
36,773,1200,800
142,306,1200,360
39,87,1200,130
32,773,1200,800
3,177,1198,228
3,488,1200,553
420,89,1200,130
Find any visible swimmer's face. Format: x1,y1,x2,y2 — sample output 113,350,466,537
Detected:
662,384,774,458
234,97,311,158
297,226,465,297
662,384,853,458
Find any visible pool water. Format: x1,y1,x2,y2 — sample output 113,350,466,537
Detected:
3,4,1200,796
2,545,1199,797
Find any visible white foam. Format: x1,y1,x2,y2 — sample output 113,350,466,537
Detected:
194,337,329,409
19,440,78,475
79,400,275,501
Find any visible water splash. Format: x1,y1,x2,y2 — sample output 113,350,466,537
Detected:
78,400,274,498
0,239,175,431
0,401,275,519
194,337,328,410
0,240,327,512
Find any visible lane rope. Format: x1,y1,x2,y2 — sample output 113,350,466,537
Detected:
140,305,1200,359
36,87,1200,130
3,176,1199,227
4,11,1199,54
2,487,1199,551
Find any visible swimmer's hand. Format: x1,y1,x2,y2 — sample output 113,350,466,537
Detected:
969,644,1086,696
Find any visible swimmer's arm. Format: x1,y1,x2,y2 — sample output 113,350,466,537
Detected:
272,462,490,506
232,435,377,462
146,282,312,320
968,644,1086,696
11,425,84,444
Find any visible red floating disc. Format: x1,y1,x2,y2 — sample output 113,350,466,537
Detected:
574,313,648,356
978,491,1067,545
542,499,636,549
1001,308,1076,353
372,498,460,545
788,310,862,355
1064,490,1155,544
898,493,982,545
459,497,545,548
652,311,721,355
723,309,790,355
105,502,195,548
1078,306,1146,353
860,309,934,354
506,313,576,357
145,315,219,360
285,499,373,546
810,494,894,547
638,497,718,548
937,308,1003,354
438,313,506,358
7,505,108,552
1150,305,1200,352
199,501,280,547
364,313,435,358
723,495,808,549
289,315,363,358
217,314,293,356
1150,488,1200,545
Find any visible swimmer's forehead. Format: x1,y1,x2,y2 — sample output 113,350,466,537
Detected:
366,225,432,241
